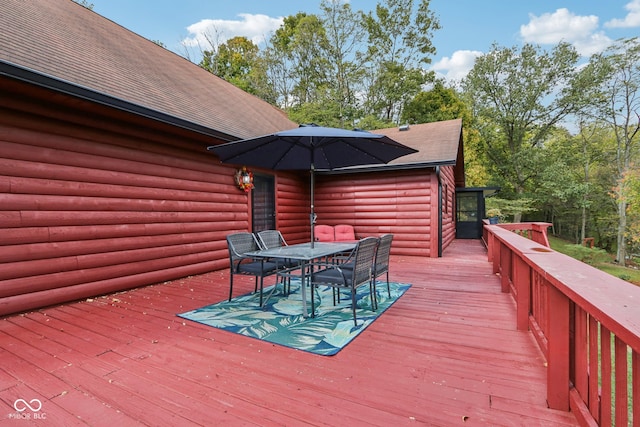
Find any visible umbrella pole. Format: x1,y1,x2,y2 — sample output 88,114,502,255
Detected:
310,164,315,248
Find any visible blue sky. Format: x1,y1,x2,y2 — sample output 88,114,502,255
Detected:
90,0,639,83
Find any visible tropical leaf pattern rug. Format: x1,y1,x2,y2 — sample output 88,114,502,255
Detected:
178,280,411,356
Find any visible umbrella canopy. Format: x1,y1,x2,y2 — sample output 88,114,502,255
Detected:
209,125,418,170
208,125,418,245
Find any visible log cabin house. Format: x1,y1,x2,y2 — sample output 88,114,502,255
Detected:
0,0,464,317
3,4,639,424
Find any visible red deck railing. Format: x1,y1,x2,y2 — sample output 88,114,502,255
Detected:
484,221,640,426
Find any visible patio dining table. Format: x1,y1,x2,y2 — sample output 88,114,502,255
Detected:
245,241,357,317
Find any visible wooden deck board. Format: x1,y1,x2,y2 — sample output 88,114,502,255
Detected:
0,240,579,426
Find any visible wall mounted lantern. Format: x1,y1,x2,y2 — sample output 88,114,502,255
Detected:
234,166,254,192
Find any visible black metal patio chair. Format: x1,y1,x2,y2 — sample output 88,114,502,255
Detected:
226,232,279,306
256,230,299,267
373,233,394,303
309,237,379,326
256,230,302,295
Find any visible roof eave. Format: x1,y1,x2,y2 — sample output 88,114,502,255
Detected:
0,60,237,142
318,160,456,175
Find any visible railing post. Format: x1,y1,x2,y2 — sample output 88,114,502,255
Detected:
490,232,499,274
531,222,551,247
513,255,530,331
500,243,511,293
547,284,570,410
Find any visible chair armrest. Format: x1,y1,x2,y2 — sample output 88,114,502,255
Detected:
306,261,335,269
307,261,352,274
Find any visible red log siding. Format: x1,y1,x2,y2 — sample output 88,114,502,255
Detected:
0,81,459,315
0,117,457,316
314,170,437,257
0,123,246,317
440,165,456,249
274,173,310,243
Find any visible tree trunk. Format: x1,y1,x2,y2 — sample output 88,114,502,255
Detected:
580,205,586,243
616,199,627,264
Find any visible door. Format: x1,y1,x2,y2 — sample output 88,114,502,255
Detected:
455,190,484,239
251,174,276,232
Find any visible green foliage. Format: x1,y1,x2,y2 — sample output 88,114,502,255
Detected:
485,198,535,222
353,115,395,131
200,36,275,102
463,43,586,198
534,124,621,245
401,80,466,124
549,236,640,285
561,244,610,265
360,0,440,122
485,208,502,218
287,98,343,128
317,0,367,126
588,37,640,264
187,2,639,251
621,166,640,256
195,0,441,127
400,80,493,186
597,264,640,285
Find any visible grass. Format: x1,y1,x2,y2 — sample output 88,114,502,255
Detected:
547,235,640,286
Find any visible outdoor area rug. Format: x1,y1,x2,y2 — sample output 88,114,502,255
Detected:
178,280,411,356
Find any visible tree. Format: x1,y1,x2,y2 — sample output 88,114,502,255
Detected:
264,2,380,128
199,36,274,102
361,0,440,123
589,37,640,264
317,0,367,127
622,166,640,256
573,123,612,243
462,42,592,220
264,12,331,112
402,80,467,124
401,80,490,186
536,125,615,243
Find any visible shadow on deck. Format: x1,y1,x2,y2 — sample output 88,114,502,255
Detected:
0,239,579,426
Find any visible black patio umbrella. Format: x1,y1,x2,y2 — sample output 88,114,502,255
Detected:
208,124,418,246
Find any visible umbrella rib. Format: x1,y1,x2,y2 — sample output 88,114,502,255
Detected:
321,137,391,165
271,136,311,170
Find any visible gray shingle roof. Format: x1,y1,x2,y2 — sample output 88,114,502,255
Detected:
0,0,296,140
377,119,463,165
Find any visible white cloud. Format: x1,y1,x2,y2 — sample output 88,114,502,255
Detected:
431,50,483,83
605,0,640,28
182,13,284,49
571,32,614,57
520,8,597,44
519,8,612,56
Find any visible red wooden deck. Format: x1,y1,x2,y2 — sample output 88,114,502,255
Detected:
0,240,579,426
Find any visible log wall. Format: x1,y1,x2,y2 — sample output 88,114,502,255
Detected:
0,78,458,316
0,120,251,316
440,165,457,249
274,173,310,244
314,170,439,257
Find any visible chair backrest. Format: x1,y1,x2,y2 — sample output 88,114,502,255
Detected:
226,232,260,264
257,230,286,250
375,234,393,275
314,225,335,242
350,237,379,286
334,224,356,241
